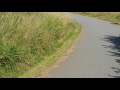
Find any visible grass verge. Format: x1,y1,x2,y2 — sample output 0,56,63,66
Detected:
0,12,82,78
74,12,120,24
20,21,81,78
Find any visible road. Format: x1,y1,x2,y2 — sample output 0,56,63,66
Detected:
44,13,120,78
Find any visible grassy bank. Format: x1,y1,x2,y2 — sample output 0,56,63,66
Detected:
0,12,81,78
74,12,120,24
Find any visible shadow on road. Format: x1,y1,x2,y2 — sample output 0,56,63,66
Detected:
102,35,120,78
110,22,119,25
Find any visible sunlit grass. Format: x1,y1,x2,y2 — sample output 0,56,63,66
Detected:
0,12,81,77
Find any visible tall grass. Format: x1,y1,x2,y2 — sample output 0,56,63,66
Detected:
74,12,120,24
0,12,81,78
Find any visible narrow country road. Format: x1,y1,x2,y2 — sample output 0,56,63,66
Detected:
45,14,120,78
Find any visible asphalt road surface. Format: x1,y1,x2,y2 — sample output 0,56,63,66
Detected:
46,14,120,78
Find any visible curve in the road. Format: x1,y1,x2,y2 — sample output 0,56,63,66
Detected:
44,14,120,78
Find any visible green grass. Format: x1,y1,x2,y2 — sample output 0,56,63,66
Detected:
0,12,81,78
74,12,120,24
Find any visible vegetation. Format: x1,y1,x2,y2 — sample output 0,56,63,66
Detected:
0,12,81,78
74,12,120,24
